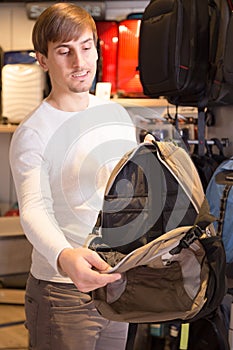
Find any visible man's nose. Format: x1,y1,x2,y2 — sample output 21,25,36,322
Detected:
72,50,85,67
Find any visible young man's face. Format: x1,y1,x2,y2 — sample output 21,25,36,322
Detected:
37,28,98,94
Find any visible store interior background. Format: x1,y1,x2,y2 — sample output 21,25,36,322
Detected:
0,0,233,216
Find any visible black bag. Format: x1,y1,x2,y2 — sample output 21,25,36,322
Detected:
156,307,229,350
208,0,233,106
187,307,229,350
139,0,233,108
138,0,209,107
191,138,228,191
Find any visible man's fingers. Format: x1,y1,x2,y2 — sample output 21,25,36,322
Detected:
86,249,113,272
77,268,121,292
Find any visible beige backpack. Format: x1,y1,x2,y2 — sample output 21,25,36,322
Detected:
88,141,226,323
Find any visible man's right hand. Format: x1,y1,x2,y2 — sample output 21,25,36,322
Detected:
57,247,121,292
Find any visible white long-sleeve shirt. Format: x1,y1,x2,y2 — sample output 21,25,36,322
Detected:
9,94,137,282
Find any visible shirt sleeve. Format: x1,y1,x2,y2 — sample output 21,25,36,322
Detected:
9,126,72,273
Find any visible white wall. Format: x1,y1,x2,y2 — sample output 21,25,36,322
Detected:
0,3,35,51
0,1,150,51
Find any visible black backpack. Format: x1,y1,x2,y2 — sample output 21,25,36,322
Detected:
208,0,233,106
138,0,233,108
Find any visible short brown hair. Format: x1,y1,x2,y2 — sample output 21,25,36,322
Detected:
32,2,98,56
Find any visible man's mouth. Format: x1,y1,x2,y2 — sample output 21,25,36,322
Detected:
71,70,89,78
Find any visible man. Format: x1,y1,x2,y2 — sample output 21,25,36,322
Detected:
9,3,137,349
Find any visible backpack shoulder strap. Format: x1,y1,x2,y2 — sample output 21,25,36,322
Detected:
194,197,216,231
215,171,233,235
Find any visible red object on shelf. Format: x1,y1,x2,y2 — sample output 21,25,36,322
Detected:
96,21,118,95
4,202,19,216
117,19,145,97
4,209,19,216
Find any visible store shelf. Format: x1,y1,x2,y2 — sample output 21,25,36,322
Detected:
0,124,18,133
111,97,169,107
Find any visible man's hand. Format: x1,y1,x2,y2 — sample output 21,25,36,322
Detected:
58,247,121,292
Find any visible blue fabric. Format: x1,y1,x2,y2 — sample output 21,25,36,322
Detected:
206,158,233,263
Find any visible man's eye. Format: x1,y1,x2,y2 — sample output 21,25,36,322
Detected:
58,50,69,55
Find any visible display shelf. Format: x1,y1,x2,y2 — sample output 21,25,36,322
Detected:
111,97,169,107
0,124,18,133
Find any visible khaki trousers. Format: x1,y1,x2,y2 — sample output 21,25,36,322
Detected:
25,274,128,350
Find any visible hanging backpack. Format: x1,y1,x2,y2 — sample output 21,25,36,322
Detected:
138,0,209,107
206,159,233,267
207,0,233,107
138,0,233,108
86,141,227,325
191,138,228,191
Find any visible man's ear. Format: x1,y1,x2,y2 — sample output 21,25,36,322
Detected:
36,52,48,72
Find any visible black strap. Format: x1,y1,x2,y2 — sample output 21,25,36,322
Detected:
217,184,232,236
92,210,102,234
125,323,138,350
210,137,225,156
169,225,203,255
169,197,216,255
197,108,206,157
